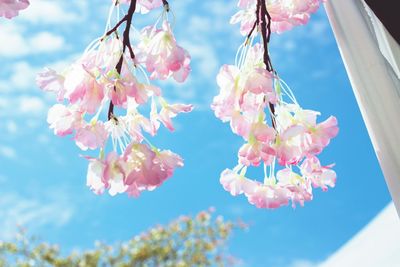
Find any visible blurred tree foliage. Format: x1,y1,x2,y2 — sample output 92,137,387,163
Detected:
0,209,241,267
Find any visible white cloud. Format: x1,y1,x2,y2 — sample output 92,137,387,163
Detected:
0,24,29,57
5,120,18,134
182,40,219,79
204,1,236,17
1,56,78,92
19,0,80,25
308,17,331,44
8,61,39,90
0,146,17,159
18,96,46,114
0,98,7,111
0,25,66,57
29,31,65,53
0,192,74,240
0,95,47,118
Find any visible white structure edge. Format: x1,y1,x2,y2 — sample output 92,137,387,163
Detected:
324,0,400,216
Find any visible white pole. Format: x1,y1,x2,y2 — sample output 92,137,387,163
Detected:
324,0,400,216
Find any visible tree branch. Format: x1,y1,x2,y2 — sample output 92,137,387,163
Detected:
108,0,137,120
258,0,276,128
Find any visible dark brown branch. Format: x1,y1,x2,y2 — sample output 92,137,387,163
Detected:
162,0,170,12
104,16,127,37
259,0,273,72
108,0,137,120
258,0,276,128
246,21,257,41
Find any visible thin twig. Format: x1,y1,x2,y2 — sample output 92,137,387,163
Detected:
162,0,170,12
104,16,127,37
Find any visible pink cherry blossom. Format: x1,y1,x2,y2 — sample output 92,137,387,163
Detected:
301,156,336,191
104,152,128,196
270,1,322,33
231,112,276,142
64,64,105,114
306,116,339,155
74,121,108,151
36,68,65,101
276,168,313,207
106,70,137,108
0,0,29,19
247,184,290,209
252,120,276,142
230,8,257,36
230,112,251,138
211,65,240,122
123,143,183,191
157,102,194,131
244,68,274,95
220,168,257,196
153,149,184,177
123,143,156,191
138,21,191,82
94,37,124,72
86,158,106,195
238,142,275,167
143,149,183,189
122,113,154,142
47,104,82,137
231,0,325,35
212,46,277,126
274,125,305,166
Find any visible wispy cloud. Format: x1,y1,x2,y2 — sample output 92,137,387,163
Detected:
0,24,66,57
0,145,17,159
0,95,46,118
0,192,74,240
1,61,39,91
18,0,83,25
29,31,65,53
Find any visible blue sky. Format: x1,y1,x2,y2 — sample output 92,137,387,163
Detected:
0,0,392,266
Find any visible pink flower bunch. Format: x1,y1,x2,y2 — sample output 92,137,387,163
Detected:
214,0,338,209
220,156,335,209
38,0,192,197
231,0,325,35
0,0,29,19
86,143,183,197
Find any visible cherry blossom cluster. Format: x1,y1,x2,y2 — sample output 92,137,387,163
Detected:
213,0,338,209
37,0,192,197
0,0,29,19
231,0,325,34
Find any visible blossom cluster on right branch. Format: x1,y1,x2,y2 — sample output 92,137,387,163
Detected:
212,0,338,209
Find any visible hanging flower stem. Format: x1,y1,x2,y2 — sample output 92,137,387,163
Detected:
107,0,137,121
256,0,276,128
